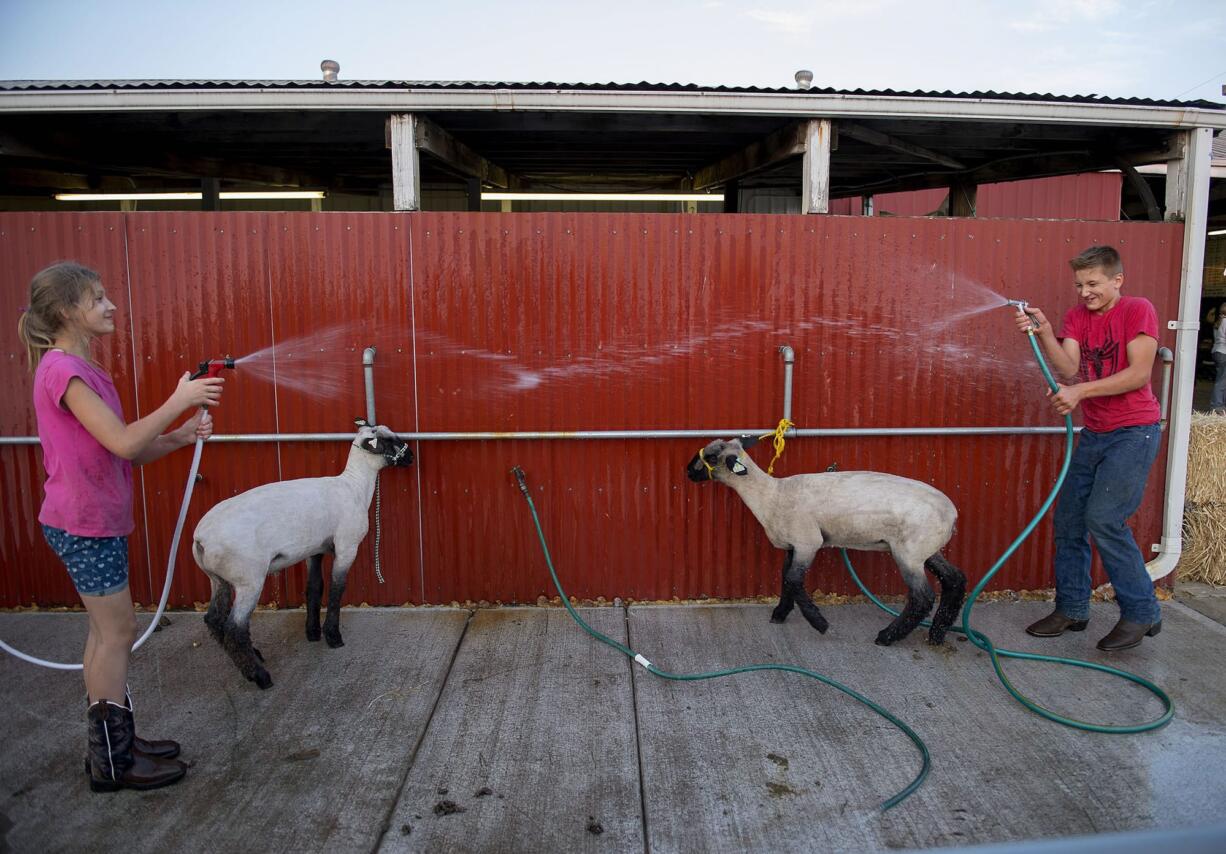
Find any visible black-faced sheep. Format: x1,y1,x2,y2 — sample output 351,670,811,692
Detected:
192,421,413,688
686,436,966,645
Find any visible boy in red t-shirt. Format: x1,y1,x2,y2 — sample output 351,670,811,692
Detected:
1014,245,1163,652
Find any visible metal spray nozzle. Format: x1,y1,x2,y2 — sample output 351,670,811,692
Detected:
1004,299,1040,329
189,357,236,380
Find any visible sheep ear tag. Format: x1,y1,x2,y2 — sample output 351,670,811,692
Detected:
728,457,749,476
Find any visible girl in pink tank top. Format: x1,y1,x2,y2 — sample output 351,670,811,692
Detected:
17,261,225,793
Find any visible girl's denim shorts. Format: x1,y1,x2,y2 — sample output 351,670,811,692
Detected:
41,525,129,597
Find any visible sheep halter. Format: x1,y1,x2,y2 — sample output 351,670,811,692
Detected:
764,417,794,475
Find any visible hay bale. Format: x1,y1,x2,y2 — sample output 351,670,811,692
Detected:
1176,414,1226,585
1178,504,1226,585
1185,413,1226,505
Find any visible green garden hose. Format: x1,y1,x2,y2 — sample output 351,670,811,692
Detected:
511,466,929,811
839,328,1173,734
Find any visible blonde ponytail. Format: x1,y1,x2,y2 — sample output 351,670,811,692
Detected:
15,261,100,371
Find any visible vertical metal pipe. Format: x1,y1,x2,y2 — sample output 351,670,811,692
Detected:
363,346,377,424
779,345,795,427
1157,346,1173,429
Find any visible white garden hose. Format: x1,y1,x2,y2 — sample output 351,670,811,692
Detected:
0,427,207,670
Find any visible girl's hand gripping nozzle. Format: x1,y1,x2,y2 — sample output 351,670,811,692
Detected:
188,358,234,415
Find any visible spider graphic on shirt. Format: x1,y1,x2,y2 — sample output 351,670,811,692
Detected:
1080,333,1120,380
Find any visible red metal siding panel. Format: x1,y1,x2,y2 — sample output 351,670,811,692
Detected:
978,173,1122,220
1,212,1184,608
849,173,1122,221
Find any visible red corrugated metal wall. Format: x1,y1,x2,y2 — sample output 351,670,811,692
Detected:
829,173,1124,220
1,212,1183,608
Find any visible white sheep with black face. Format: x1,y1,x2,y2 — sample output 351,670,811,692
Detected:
192,420,414,689
686,436,966,646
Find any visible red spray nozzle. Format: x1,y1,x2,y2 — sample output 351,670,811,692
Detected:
189,357,236,380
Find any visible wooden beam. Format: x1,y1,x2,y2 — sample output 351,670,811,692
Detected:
839,122,966,170
801,119,832,215
1,132,333,190
0,167,90,191
388,113,420,212
412,115,512,189
692,122,808,191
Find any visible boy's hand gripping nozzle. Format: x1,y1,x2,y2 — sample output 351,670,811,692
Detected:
1005,299,1041,330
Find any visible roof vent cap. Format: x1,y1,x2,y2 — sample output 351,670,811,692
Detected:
321,60,340,83
794,69,813,90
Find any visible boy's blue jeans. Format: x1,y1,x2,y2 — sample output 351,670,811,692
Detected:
1052,423,1163,625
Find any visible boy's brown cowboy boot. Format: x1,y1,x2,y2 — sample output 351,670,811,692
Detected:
1024,610,1088,637
1096,618,1161,652
86,699,187,793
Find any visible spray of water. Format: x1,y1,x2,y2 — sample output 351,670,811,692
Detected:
221,272,1029,406
233,321,404,402
928,276,1013,332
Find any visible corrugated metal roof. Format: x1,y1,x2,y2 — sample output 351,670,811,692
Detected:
1,78,1222,110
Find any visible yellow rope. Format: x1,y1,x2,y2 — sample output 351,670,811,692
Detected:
765,418,794,475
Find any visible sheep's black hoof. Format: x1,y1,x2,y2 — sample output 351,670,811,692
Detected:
253,670,273,690
324,632,345,649
927,628,948,646
875,629,898,646
305,627,321,642
769,607,790,624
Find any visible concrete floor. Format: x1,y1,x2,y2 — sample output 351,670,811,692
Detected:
2,598,1226,853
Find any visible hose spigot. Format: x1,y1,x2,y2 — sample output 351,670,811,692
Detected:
190,357,236,380
511,466,530,496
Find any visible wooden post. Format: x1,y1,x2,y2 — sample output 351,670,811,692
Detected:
800,119,831,214
1164,132,1190,222
388,113,420,212
201,177,220,211
949,179,977,217
466,178,482,212
723,179,739,213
